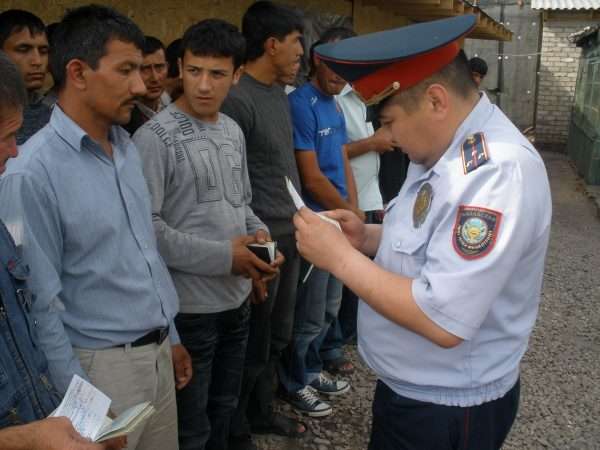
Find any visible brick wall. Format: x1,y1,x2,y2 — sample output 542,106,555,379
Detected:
536,18,597,152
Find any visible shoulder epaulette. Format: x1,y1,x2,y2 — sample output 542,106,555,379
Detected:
461,132,489,175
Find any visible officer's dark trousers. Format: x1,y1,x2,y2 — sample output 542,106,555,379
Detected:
369,379,520,450
176,301,250,450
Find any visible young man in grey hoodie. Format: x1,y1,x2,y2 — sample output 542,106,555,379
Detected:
133,19,283,450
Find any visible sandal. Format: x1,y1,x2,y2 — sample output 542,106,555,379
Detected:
323,357,355,375
251,413,308,438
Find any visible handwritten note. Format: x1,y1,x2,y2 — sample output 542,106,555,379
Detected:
51,375,111,441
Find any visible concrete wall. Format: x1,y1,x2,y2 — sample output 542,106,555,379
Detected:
464,1,542,131
536,16,598,152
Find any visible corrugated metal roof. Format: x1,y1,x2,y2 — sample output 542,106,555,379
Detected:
532,0,600,10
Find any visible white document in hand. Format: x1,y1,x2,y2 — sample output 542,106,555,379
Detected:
51,375,156,442
51,375,111,441
284,176,341,230
95,402,155,442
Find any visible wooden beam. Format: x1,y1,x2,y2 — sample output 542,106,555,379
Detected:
384,0,454,13
360,0,512,41
360,0,441,5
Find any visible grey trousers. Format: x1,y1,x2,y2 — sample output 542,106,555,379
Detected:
75,339,178,450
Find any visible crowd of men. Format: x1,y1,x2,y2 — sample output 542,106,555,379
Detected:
0,3,550,450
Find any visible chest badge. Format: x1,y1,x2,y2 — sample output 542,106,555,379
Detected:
453,206,502,259
461,132,489,174
413,183,433,228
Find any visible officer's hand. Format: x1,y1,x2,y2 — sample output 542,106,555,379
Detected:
322,209,367,251
26,417,111,450
294,207,355,273
351,207,366,223
172,343,193,390
231,236,278,281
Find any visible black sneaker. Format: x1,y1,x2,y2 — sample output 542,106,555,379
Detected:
309,372,350,396
285,386,333,417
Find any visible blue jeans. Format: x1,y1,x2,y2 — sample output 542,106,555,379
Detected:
175,301,250,450
279,261,343,393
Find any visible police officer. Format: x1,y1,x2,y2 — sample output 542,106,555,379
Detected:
293,15,551,450
0,51,117,450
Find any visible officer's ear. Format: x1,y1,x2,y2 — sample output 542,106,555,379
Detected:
423,83,450,120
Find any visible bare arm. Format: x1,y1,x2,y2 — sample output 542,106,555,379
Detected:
343,147,359,210
322,209,382,256
330,246,462,348
294,208,462,349
295,150,361,217
344,127,394,159
345,137,375,159
361,224,383,256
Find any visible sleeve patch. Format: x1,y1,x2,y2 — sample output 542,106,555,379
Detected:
461,132,489,174
452,205,502,260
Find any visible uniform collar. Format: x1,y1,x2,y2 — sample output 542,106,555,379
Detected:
49,105,130,154
429,92,494,177
406,93,493,186
448,92,494,150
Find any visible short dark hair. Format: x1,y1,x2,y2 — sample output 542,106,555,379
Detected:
242,1,303,62
320,27,356,43
142,35,164,57
165,38,182,78
49,4,145,89
384,50,477,113
46,22,60,48
469,56,488,77
0,9,46,49
181,19,245,70
310,27,356,76
0,51,27,116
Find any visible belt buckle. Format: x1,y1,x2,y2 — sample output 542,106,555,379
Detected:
158,326,169,345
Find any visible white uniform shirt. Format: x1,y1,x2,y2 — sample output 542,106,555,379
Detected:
358,94,552,407
336,84,383,212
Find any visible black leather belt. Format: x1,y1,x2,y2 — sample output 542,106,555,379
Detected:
122,326,169,348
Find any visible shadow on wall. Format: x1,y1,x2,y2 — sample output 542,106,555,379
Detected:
291,8,352,85
535,57,578,153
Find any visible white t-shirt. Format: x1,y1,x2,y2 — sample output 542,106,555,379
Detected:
336,84,383,212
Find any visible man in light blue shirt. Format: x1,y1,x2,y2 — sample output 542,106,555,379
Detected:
0,6,190,450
